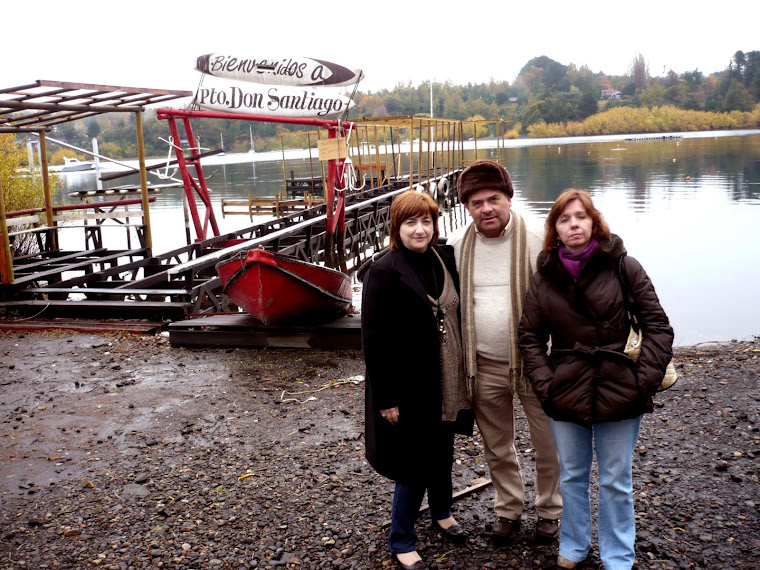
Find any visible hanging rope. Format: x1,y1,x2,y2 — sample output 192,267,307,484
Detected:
338,73,362,124
337,122,366,192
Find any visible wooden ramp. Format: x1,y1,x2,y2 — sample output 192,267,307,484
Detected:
167,313,361,349
0,318,165,334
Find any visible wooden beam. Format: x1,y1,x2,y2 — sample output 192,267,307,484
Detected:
98,148,223,182
379,479,493,528
9,248,149,286
0,169,12,284
135,111,152,249
39,131,57,249
36,79,192,97
0,318,166,334
0,99,143,114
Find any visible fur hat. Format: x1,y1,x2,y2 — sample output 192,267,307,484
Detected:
457,160,514,203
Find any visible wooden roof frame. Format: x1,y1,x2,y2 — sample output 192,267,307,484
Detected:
0,81,193,282
0,80,192,133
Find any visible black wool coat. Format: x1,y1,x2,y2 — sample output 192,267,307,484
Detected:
518,235,674,427
361,245,473,482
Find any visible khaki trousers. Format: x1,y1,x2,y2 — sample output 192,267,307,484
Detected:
474,355,562,520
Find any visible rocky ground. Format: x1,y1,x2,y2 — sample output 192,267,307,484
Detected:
0,330,758,569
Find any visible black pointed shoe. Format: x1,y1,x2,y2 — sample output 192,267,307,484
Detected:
431,520,467,542
392,553,429,570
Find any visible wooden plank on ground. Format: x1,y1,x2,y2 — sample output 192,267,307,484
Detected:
0,300,187,310
168,313,361,349
21,287,190,297
0,299,188,321
0,318,165,334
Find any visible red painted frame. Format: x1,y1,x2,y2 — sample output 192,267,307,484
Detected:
155,108,353,243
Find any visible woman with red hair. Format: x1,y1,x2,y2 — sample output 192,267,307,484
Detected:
361,190,473,570
519,189,674,570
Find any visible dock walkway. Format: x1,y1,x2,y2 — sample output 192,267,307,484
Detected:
1,177,460,333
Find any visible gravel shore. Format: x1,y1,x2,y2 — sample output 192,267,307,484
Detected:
1,330,758,569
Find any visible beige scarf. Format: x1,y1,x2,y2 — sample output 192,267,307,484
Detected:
460,210,533,398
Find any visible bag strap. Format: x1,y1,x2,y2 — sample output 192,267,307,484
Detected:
617,254,641,333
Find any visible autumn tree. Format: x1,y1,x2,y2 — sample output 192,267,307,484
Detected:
462,115,489,139
639,82,666,108
743,51,760,97
722,79,755,112
567,64,597,94
733,51,746,79
0,134,53,256
631,53,649,90
578,91,599,119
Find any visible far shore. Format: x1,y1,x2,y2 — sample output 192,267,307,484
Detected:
49,128,760,174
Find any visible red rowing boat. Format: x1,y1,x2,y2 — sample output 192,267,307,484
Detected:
215,248,352,325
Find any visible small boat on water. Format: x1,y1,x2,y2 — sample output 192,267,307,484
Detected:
215,248,352,325
61,157,96,172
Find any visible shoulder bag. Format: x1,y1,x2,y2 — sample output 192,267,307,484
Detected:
617,255,678,391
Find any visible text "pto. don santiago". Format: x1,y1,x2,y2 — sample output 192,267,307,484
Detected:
195,86,349,117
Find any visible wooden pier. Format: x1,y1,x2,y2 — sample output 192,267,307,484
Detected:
221,192,324,220
0,180,446,320
0,82,496,344
286,174,324,195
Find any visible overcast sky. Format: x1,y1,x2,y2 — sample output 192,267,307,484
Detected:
3,1,758,96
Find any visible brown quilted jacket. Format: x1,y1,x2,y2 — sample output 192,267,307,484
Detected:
518,234,674,427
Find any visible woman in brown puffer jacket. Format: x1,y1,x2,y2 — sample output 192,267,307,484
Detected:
518,189,674,570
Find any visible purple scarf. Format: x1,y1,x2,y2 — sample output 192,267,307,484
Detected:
558,239,599,279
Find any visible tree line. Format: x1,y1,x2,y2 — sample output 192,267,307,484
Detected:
33,50,760,164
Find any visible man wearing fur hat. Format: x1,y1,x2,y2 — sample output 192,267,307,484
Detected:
448,160,562,543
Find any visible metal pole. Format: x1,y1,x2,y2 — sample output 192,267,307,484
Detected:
325,130,336,268
281,135,287,198
31,133,180,181
430,80,433,119
27,142,35,171
92,138,103,190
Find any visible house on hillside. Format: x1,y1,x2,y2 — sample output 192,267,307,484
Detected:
601,89,622,100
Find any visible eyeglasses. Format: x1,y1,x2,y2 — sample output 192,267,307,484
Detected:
436,308,448,345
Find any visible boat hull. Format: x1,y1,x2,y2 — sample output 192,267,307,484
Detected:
61,164,94,172
216,249,351,325
61,158,95,172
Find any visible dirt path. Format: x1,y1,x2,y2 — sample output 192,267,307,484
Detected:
1,330,758,569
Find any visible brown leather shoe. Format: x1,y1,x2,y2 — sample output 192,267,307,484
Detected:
535,517,559,541
491,517,520,542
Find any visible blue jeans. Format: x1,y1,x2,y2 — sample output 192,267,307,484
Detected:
550,416,642,570
388,428,455,554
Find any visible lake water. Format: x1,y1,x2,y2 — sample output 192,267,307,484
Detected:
57,130,760,347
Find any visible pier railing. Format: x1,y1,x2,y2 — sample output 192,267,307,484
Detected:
2,197,157,283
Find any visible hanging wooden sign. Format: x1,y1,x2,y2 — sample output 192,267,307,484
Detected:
317,138,348,161
193,75,355,118
196,53,364,87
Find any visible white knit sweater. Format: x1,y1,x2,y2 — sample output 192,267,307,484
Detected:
450,213,544,362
